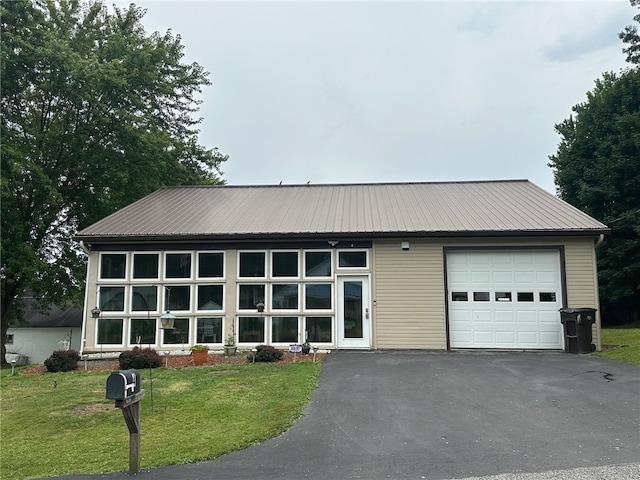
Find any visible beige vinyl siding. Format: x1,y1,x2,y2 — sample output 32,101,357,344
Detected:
373,240,447,349
563,237,601,349
372,236,602,351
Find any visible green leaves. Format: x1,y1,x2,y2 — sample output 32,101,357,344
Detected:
1,1,227,336
549,24,640,324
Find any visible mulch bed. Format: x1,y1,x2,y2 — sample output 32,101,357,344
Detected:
20,352,325,375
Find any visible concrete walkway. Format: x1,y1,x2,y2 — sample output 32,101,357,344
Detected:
51,351,639,480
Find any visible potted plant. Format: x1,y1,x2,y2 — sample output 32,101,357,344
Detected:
224,333,236,356
190,344,209,365
301,341,311,355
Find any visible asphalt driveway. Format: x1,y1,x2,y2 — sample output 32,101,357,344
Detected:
52,351,639,480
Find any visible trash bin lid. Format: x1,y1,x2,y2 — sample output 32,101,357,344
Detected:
559,308,597,314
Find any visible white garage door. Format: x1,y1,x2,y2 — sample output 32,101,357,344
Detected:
447,250,563,349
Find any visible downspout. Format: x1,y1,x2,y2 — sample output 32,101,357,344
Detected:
79,241,91,357
595,233,605,248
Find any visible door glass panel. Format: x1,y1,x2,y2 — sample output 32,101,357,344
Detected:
343,281,363,339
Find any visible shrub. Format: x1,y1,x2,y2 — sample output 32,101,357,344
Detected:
249,344,284,363
44,350,80,372
119,347,162,370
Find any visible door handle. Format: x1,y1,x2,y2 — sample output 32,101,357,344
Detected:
365,307,369,319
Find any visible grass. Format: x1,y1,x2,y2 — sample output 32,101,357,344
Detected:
593,325,640,365
0,361,322,480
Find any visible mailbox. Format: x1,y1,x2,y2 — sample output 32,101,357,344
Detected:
106,369,141,400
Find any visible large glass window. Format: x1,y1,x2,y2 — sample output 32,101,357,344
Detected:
338,251,367,268
238,284,265,310
131,286,158,312
198,252,224,278
129,318,156,345
100,253,126,279
306,317,332,343
164,286,190,311
272,284,298,310
99,287,125,311
197,285,224,310
272,317,299,343
305,284,332,310
196,317,223,343
162,318,189,345
165,253,192,279
133,253,159,279
272,251,298,277
238,317,265,343
305,251,332,277
239,252,265,277
97,318,123,345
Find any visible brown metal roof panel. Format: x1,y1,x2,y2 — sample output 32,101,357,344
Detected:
75,181,608,239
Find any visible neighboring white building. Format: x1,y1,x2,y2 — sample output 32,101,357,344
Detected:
74,181,608,354
5,295,82,364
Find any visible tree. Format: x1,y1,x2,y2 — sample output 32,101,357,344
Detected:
549,1,640,324
1,0,227,362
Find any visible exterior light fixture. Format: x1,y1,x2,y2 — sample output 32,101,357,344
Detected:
160,310,176,330
91,306,101,318
256,302,265,313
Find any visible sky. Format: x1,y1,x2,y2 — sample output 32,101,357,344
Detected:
115,0,635,194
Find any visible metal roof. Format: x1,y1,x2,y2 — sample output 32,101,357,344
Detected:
75,180,608,242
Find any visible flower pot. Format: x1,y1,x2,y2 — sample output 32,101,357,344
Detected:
192,349,208,365
301,346,311,355
224,345,237,356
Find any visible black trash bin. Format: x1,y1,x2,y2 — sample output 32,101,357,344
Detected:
559,308,597,354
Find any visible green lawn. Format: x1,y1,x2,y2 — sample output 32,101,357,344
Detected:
594,326,640,365
0,361,322,480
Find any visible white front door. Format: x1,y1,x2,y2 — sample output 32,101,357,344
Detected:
337,276,371,349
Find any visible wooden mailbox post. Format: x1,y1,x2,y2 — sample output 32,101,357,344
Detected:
106,369,145,474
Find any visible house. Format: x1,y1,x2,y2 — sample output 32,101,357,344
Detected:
5,293,82,364
74,180,608,354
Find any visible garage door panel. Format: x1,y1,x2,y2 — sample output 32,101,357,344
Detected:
493,271,514,283
517,310,537,323
495,331,516,344
448,250,563,350
495,311,514,322
471,271,491,283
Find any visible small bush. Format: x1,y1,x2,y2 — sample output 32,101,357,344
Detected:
119,347,162,370
44,350,80,372
248,344,284,363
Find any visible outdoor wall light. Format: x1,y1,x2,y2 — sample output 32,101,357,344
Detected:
160,310,176,330
91,306,101,318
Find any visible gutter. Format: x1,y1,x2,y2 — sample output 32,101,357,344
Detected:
78,241,91,357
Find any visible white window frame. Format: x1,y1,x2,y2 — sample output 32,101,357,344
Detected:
270,283,300,312
237,250,267,279
270,315,301,345
130,284,160,314
163,251,195,281
127,316,159,347
161,284,193,313
98,285,127,313
196,284,225,312
236,315,267,344
196,250,226,280
95,317,125,347
303,250,334,279
160,316,191,347
336,249,369,270
303,282,334,312
236,283,267,311
195,316,224,345
131,251,161,282
98,252,128,282
270,250,300,280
